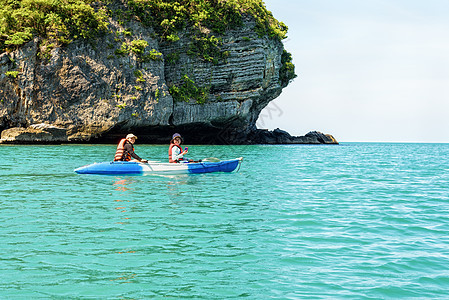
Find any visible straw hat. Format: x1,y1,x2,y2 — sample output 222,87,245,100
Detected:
126,133,137,140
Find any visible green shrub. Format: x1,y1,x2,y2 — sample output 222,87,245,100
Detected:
187,34,223,64
127,0,289,63
279,50,296,86
129,39,148,54
169,75,208,104
166,52,180,64
4,32,33,46
141,49,162,62
116,40,161,62
166,34,180,42
134,69,146,82
116,40,147,56
5,71,19,78
0,0,108,51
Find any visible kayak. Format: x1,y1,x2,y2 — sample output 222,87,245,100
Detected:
74,157,243,175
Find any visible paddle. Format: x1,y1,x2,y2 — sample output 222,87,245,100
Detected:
201,157,221,162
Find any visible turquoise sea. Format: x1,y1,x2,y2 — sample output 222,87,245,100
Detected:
1,143,448,299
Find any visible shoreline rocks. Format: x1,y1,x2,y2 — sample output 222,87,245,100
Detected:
0,124,68,144
0,125,337,145
249,129,338,144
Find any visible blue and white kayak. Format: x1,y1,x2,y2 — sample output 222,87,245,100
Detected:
74,157,243,175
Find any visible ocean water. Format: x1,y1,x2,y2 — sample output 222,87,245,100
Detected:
1,143,448,299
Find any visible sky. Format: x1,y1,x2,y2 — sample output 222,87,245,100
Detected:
259,0,449,142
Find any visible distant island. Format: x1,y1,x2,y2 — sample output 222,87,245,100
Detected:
0,0,336,144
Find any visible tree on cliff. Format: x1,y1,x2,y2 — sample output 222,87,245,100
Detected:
0,0,294,81
0,0,108,50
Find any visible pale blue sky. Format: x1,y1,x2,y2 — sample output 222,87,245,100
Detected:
259,0,449,142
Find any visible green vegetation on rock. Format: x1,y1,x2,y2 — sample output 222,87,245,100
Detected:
128,0,287,40
0,0,296,102
115,39,148,55
115,39,163,62
0,0,288,53
0,0,108,51
127,0,288,63
169,75,209,104
280,50,296,86
5,70,19,78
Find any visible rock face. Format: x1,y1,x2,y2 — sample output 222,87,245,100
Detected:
0,8,335,145
0,15,173,142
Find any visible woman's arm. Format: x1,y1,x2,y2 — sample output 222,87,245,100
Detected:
124,143,143,161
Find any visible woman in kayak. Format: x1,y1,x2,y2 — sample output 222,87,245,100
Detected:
114,133,148,163
168,133,189,163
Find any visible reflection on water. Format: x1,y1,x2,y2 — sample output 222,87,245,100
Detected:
138,173,204,202
111,177,137,287
112,178,136,223
165,175,190,195
113,179,133,192
110,272,137,284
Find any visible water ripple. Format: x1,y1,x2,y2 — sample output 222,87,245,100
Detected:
1,143,449,298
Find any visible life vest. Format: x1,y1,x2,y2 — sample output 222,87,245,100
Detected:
168,143,184,163
114,139,133,161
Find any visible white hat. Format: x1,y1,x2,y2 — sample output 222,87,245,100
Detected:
126,133,137,140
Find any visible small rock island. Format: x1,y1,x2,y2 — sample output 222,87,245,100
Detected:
0,0,337,145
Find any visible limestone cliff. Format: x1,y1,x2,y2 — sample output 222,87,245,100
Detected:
0,0,336,144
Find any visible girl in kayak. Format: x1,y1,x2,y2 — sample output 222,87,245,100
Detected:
168,133,189,163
